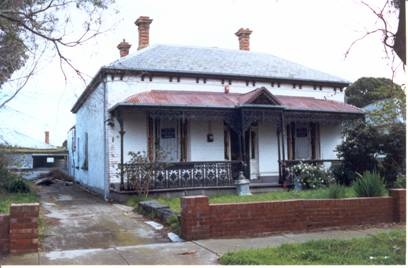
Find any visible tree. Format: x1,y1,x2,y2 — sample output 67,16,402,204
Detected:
346,0,406,65
345,77,405,108
0,0,114,108
335,120,406,186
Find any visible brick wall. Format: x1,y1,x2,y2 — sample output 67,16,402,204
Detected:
0,203,40,255
0,214,10,254
181,189,406,240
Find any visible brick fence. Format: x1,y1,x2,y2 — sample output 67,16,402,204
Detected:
180,189,406,240
0,203,40,255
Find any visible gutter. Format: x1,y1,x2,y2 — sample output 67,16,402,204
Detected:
72,67,350,114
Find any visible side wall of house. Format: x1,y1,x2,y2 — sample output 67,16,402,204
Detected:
67,127,75,178
74,83,105,193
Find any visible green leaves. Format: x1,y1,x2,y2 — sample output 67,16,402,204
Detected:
352,171,387,197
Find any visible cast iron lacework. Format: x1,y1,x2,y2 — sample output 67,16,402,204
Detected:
122,161,241,190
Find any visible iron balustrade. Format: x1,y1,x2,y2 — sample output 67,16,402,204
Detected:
121,160,242,191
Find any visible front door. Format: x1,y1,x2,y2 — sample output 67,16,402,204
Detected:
248,127,259,180
159,120,179,162
294,123,311,159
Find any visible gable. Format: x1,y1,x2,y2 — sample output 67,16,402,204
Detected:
239,87,281,106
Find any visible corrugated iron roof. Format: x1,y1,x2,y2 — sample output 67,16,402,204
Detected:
121,88,363,114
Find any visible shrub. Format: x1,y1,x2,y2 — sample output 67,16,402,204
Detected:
289,162,334,189
166,215,180,234
327,183,347,199
352,171,387,197
329,163,355,186
393,175,406,188
336,121,406,187
5,178,30,193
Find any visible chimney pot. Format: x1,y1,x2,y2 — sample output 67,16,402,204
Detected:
224,85,230,94
45,131,49,144
135,16,153,50
117,39,131,58
235,28,252,51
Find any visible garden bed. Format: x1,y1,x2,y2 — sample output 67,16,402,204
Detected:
148,187,359,213
0,191,38,213
219,228,406,265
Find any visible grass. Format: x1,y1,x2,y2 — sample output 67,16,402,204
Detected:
138,187,358,213
219,228,406,265
0,190,39,214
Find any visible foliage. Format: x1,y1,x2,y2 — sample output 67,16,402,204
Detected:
379,122,406,185
219,228,405,265
166,215,181,234
345,77,405,109
122,151,168,198
0,192,38,213
366,98,406,127
336,120,406,186
288,162,334,189
0,0,114,107
153,187,356,213
336,120,381,184
329,163,355,186
352,171,387,197
5,178,30,193
327,183,347,199
393,175,406,188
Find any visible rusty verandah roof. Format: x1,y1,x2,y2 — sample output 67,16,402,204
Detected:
114,87,363,114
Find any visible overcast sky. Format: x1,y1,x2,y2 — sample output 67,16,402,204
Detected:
0,0,405,146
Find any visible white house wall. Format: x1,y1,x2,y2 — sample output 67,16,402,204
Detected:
105,75,345,110
188,120,224,161
320,123,343,160
258,122,280,177
74,83,105,193
66,127,75,178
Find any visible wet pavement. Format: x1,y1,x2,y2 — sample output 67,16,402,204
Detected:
36,182,168,251
0,181,403,265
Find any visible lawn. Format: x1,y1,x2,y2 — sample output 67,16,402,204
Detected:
0,191,39,214
144,187,357,213
219,228,406,265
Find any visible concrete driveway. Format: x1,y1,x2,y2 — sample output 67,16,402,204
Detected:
37,181,168,251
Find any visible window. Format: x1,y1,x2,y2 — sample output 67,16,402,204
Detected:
82,133,88,170
76,137,80,169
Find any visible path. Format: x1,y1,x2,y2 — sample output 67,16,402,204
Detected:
0,181,403,264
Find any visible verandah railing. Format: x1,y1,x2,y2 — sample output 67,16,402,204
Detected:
121,160,242,191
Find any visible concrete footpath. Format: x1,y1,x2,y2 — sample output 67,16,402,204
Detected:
1,226,402,265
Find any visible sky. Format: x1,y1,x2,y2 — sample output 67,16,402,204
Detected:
0,0,405,146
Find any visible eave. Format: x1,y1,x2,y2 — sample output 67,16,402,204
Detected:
71,67,350,114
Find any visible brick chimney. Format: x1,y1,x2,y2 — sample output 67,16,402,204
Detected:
235,28,252,51
117,39,131,57
45,131,49,144
135,16,153,50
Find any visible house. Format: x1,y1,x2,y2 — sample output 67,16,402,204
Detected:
68,16,363,199
1,129,67,179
